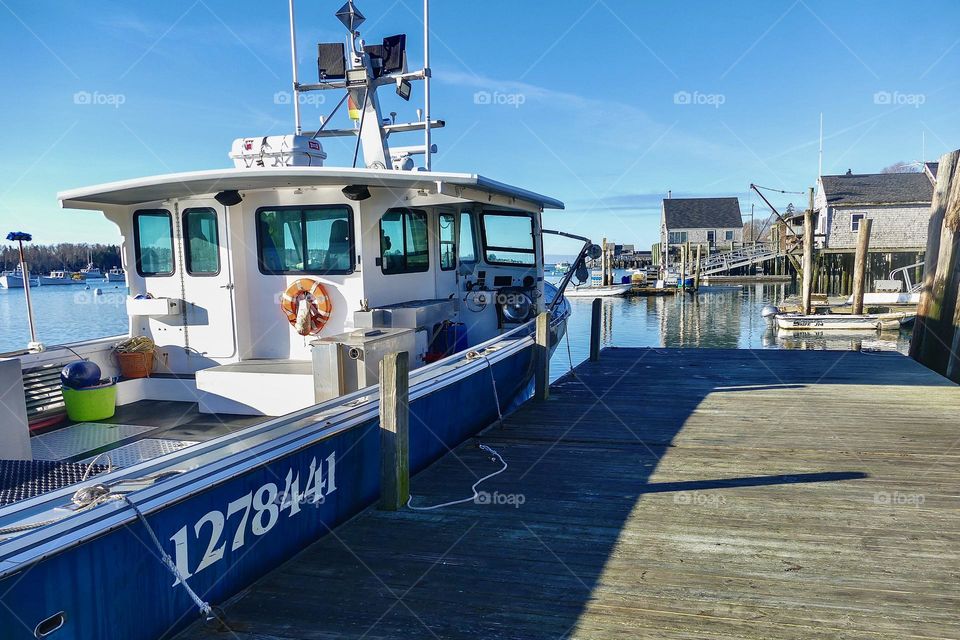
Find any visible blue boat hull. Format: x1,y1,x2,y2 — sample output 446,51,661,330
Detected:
0,314,566,639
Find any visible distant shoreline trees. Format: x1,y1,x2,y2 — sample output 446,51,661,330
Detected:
0,243,121,274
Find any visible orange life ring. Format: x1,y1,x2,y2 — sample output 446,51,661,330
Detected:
281,279,333,336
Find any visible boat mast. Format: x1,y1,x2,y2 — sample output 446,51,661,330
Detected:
423,0,431,171
288,0,302,135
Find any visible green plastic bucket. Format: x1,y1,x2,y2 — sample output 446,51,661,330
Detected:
62,384,117,422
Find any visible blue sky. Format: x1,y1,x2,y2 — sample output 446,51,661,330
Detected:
0,0,957,256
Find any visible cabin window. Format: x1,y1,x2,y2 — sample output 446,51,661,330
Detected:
458,211,478,263
724,230,734,241
482,212,536,266
256,205,354,275
133,210,174,277
439,213,456,271
183,208,220,276
380,209,429,274
668,231,687,244
851,213,864,232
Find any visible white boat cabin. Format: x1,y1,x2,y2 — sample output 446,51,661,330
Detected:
56,167,563,416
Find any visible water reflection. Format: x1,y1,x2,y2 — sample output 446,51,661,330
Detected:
553,284,912,377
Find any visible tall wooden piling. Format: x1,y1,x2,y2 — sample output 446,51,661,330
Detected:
694,243,702,290
379,351,409,511
535,312,550,401
680,243,687,292
801,206,814,315
851,218,873,315
601,238,611,287
911,149,960,379
590,298,602,362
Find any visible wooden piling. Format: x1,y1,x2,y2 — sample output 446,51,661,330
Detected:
801,206,814,315
535,312,550,401
911,149,960,378
379,351,409,511
694,243,702,290
851,218,873,315
680,243,687,292
590,298,601,362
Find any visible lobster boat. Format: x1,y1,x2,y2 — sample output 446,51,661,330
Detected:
0,265,36,289
0,3,589,639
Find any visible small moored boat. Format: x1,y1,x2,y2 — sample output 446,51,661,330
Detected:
564,283,632,297
775,312,913,331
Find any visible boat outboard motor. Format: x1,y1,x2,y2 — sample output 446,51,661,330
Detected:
761,304,779,319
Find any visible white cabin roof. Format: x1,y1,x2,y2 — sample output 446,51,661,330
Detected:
58,167,564,211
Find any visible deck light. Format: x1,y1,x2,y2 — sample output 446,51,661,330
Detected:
215,190,243,207
396,78,412,101
342,184,371,200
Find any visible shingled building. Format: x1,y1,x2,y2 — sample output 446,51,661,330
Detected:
660,197,744,255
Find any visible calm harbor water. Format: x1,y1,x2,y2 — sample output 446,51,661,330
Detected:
1,280,912,367
0,282,128,353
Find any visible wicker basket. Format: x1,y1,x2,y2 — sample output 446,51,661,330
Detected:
116,350,154,379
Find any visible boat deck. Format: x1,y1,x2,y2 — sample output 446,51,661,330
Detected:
30,400,263,466
177,348,960,639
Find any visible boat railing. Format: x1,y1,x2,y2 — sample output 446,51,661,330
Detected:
888,262,924,293
542,230,596,309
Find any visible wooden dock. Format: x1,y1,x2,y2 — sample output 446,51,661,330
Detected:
177,348,960,640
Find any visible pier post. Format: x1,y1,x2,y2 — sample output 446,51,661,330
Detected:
851,218,873,315
379,351,409,511
911,149,960,378
694,243,702,290
590,298,602,362
535,312,550,401
801,190,815,315
680,244,687,291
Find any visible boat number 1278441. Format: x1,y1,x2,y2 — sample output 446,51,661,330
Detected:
168,452,338,585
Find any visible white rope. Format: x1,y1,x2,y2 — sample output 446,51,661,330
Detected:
0,470,183,535
82,453,113,480
466,348,504,428
564,326,575,376
406,444,507,511
119,494,215,620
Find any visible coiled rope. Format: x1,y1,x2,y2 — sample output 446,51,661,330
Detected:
406,444,508,511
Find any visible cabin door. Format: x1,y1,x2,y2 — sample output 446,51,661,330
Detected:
177,204,237,359
434,209,459,305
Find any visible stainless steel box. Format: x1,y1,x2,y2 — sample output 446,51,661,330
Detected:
311,328,416,402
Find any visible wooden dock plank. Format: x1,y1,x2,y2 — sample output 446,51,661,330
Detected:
177,348,960,639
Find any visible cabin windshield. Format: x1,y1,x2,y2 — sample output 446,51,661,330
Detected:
256,205,354,275
481,212,536,266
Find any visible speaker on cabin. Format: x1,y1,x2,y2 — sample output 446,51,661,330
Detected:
317,42,346,80
363,34,406,78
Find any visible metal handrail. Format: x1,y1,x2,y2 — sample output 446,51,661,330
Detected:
541,229,594,310
888,262,924,293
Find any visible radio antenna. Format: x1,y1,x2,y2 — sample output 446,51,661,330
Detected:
288,0,302,134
